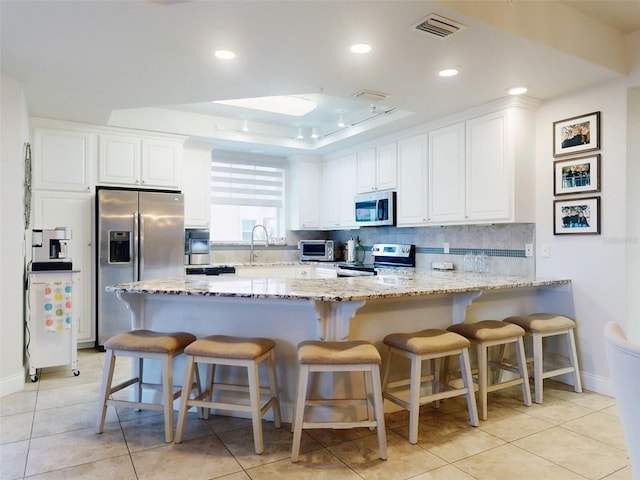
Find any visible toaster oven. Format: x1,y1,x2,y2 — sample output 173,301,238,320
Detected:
299,240,334,261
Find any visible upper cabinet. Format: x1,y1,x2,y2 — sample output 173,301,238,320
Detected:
288,156,321,230
356,142,397,193
396,103,536,227
98,134,182,189
32,128,95,192
321,154,358,230
428,123,466,223
183,146,212,228
397,134,428,225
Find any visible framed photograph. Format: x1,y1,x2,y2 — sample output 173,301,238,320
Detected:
553,111,600,157
553,154,601,196
553,196,600,235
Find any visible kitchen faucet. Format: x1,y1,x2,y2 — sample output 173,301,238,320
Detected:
250,224,269,264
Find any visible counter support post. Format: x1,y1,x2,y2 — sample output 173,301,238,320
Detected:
452,291,483,324
116,292,146,330
312,300,366,341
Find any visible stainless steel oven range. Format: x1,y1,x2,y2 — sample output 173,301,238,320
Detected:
336,243,415,277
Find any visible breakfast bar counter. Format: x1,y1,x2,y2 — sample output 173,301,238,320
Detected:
106,272,572,420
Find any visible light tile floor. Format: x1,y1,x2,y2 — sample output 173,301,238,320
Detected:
0,349,633,480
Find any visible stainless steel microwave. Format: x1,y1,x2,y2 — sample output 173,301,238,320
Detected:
355,191,396,227
299,240,334,261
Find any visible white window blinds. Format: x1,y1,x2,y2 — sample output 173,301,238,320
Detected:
210,155,285,208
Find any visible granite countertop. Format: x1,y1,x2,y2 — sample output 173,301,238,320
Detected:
106,271,570,302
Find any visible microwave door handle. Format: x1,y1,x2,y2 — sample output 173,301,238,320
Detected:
377,199,384,221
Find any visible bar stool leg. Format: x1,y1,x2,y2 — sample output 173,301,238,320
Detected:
477,343,489,421
266,350,282,428
532,331,544,403
460,349,479,426
291,364,310,463
515,338,532,407
162,354,175,443
369,365,388,460
247,361,264,454
96,349,116,434
409,353,422,444
175,354,196,444
568,329,583,393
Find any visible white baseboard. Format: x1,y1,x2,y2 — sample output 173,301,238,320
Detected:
0,368,26,398
581,371,614,397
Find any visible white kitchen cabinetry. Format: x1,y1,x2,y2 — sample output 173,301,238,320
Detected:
321,154,358,229
98,134,182,189
428,123,466,223
183,147,211,228
465,111,511,222
288,156,321,230
356,143,397,193
397,134,429,226
32,128,95,192
31,191,94,345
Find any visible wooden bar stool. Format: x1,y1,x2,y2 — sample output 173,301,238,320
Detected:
174,335,281,454
447,320,531,420
381,329,479,444
291,340,387,463
503,313,582,403
96,329,197,443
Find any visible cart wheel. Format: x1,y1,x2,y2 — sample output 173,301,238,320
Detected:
73,370,80,377
31,375,38,382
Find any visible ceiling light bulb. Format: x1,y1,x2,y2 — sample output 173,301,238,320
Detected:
508,86,528,95
338,114,345,128
214,49,236,60
311,128,319,139
242,119,249,132
438,68,459,77
350,43,372,54
296,127,304,139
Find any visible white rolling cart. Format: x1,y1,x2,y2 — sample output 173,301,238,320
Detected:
26,270,80,382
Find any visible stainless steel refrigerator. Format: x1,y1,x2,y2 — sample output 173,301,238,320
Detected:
96,187,185,347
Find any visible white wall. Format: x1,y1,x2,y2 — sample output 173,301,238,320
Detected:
0,75,30,396
535,79,630,395
626,86,640,342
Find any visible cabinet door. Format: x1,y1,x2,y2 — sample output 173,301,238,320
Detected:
32,191,94,344
183,148,211,228
141,139,182,188
288,158,320,230
98,134,140,186
321,159,340,228
356,148,376,193
337,154,358,227
466,112,510,221
376,142,398,191
33,128,94,192
397,134,428,225
429,123,466,223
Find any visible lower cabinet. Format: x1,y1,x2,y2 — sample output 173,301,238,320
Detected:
31,191,95,345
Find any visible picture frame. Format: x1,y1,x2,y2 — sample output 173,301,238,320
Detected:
553,111,600,157
553,196,600,235
553,154,601,196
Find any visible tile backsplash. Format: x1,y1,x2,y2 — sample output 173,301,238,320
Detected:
210,223,535,276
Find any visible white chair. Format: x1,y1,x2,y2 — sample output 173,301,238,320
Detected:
604,322,640,478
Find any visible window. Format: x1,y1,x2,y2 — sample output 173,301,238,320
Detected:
210,153,285,242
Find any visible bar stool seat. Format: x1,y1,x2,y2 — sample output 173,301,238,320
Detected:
175,335,281,455
291,340,387,463
381,329,479,444
447,320,531,420
96,329,197,443
503,313,582,403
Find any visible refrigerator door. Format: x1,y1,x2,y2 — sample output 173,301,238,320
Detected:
139,191,185,280
97,189,139,346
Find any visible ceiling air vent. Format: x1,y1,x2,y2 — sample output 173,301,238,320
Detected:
352,90,390,102
413,13,465,39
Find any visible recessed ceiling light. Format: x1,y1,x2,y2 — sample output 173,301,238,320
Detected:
438,68,459,77
350,43,372,54
507,86,528,95
214,49,236,60
214,95,317,116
